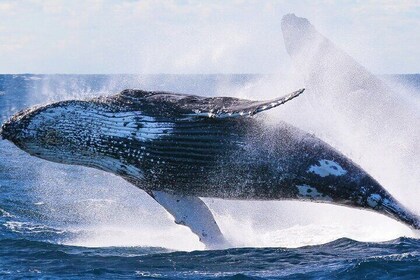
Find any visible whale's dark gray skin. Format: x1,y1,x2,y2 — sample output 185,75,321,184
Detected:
1,88,419,248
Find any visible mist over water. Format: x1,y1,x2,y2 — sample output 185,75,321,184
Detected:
2,15,418,252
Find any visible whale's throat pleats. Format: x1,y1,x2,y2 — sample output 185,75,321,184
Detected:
84,107,322,202
91,113,249,192
76,89,305,197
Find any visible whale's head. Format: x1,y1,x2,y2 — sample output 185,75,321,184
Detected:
1,100,145,180
1,101,98,162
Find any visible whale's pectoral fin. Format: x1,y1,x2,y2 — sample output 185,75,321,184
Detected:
148,191,230,249
117,88,304,119
184,88,305,119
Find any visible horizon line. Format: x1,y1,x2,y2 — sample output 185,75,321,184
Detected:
1,73,419,76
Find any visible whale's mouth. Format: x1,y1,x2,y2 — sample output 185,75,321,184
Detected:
1,119,15,141
0,125,4,140
0,105,46,141
1,114,26,142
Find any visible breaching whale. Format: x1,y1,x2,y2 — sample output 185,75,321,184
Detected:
1,86,419,248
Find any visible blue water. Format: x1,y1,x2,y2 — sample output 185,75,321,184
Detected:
0,74,419,279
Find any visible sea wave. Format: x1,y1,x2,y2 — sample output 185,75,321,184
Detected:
0,237,418,279
4,221,66,234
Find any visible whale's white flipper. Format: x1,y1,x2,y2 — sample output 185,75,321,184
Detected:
149,191,230,249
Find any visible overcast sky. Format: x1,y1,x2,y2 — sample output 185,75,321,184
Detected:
0,0,419,74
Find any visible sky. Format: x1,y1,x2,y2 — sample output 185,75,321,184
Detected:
0,0,419,74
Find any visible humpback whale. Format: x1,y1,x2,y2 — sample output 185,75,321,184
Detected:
1,87,419,248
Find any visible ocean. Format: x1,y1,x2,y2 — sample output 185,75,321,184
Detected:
0,74,419,279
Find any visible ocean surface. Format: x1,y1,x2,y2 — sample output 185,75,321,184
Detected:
0,74,419,279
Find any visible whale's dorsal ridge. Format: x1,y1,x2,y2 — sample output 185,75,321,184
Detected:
117,88,304,119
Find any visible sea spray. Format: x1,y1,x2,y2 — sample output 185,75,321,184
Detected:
209,15,420,247
0,71,418,250
12,26,420,250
